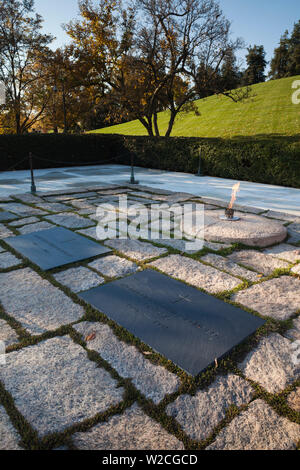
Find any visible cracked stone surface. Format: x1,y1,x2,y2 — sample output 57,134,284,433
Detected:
72,403,184,450
238,334,298,393
207,399,300,450
0,224,14,239
88,255,139,278
149,255,241,293
263,244,300,263
18,221,54,235
0,336,124,437
9,216,39,227
201,254,260,282
228,250,290,275
53,267,104,293
45,214,95,229
0,406,22,450
232,276,300,320
291,264,300,275
0,252,21,269
0,268,84,335
0,319,19,346
104,239,167,261
74,322,180,404
287,388,300,412
0,203,46,216
166,374,254,441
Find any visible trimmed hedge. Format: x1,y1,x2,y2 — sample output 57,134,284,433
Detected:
0,133,300,188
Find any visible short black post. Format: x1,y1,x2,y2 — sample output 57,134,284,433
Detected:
196,147,202,177
29,152,37,194
129,153,139,185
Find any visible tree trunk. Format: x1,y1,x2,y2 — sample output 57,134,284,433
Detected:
165,112,176,137
153,112,160,137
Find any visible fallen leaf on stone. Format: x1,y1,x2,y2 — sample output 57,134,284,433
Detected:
86,332,96,342
143,351,152,356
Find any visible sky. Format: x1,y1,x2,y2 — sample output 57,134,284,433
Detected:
35,0,300,69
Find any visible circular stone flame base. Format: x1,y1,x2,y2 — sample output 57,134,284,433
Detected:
183,210,287,248
219,216,240,221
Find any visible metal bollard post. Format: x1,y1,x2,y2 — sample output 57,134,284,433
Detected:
29,152,37,194
196,147,202,177
129,154,139,185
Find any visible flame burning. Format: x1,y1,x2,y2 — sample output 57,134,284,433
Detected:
228,182,240,209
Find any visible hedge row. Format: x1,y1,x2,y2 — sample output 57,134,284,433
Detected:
0,133,300,188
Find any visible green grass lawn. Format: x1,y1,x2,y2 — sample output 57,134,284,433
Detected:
90,75,300,138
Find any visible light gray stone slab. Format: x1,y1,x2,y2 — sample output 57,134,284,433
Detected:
207,399,300,450
287,222,300,234
9,216,40,227
263,244,300,263
264,211,300,223
0,268,84,335
0,247,5,253
0,336,124,437
0,319,19,346
88,255,139,278
54,267,104,293
201,254,260,282
292,264,300,275
0,224,14,239
285,317,300,341
34,202,73,212
0,203,46,217
18,221,54,235
288,228,300,245
74,322,180,404
154,239,231,254
232,276,300,320
238,333,298,393
45,214,94,229
149,255,242,293
0,252,21,269
104,239,167,261
228,250,290,275
77,226,115,241
13,193,44,204
288,388,300,412
0,405,22,450
166,374,254,441
72,403,184,450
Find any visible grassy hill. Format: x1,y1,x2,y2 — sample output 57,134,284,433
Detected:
90,76,300,138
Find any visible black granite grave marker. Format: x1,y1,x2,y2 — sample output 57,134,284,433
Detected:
5,227,111,270
79,270,265,376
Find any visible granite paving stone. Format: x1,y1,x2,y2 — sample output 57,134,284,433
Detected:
166,374,254,441
201,254,260,282
0,319,19,346
72,403,184,450
0,252,21,269
264,211,300,223
0,268,84,335
0,224,14,239
88,255,139,278
9,216,40,227
228,250,290,275
53,267,104,293
18,221,54,235
0,406,22,450
287,388,300,412
207,399,300,450
104,239,168,261
0,336,124,437
0,203,46,216
149,254,242,293
263,243,300,263
232,276,300,320
33,202,73,212
74,322,180,404
45,214,95,229
285,317,300,341
238,333,298,393
292,264,300,275
77,226,117,241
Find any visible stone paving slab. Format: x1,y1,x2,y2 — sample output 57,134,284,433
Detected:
285,317,300,341
155,238,232,254
0,224,14,239
263,210,300,223
88,255,139,278
74,322,180,404
34,202,73,212
104,239,168,261
238,333,298,393
292,264,300,275
0,319,19,346
45,214,95,229
0,203,46,217
201,254,260,282
207,399,300,450
53,267,105,293
0,252,22,269
149,255,242,293
0,336,124,437
18,221,54,235
263,243,300,263
72,403,184,450
12,193,44,204
287,388,300,412
0,268,84,335
77,226,113,241
9,216,40,227
166,374,254,441
232,276,300,320
288,227,300,245
0,405,22,450
228,250,290,275
0,247,5,253
0,211,18,222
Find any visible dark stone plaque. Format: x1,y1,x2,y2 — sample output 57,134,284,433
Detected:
79,270,265,376
0,211,18,222
5,227,111,270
